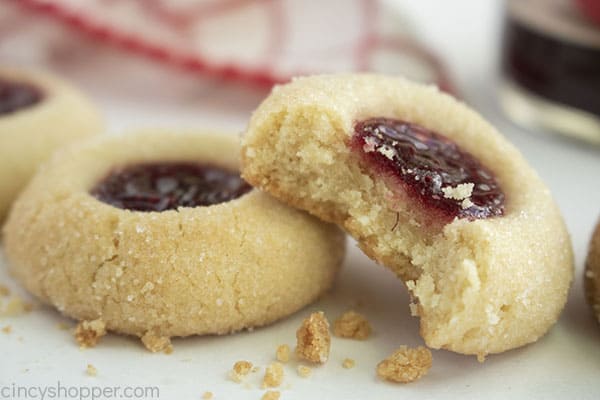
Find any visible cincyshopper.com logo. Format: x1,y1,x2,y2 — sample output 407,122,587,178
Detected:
0,382,160,400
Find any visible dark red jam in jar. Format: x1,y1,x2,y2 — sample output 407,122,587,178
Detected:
501,0,600,144
353,118,505,221
0,78,44,115
90,162,252,212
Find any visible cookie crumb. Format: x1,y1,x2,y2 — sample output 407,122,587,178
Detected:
262,362,284,388
74,319,106,349
202,391,213,399
442,183,474,201
333,310,371,340
141,330,172,353
275,344,290,363
86,364,97,377
477,353,486,363
297,365,312,378
295,311,330,363
1,297,33,316
261,391,280,400
0,284,10,297
2,325,12,334
376,346,432,383
230,360,253,383
342,358,355,369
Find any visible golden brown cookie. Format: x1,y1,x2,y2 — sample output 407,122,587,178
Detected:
585,219,600,323
0,68,102,222
241,74,573,358
3,131,345,339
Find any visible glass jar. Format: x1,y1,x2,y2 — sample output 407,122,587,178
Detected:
500,0,600,144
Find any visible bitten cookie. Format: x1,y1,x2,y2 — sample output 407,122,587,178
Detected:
0,68,102,222
3,131,345,339
585,219,600,323
241,74,573,358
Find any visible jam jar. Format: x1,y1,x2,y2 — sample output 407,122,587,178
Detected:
500,0,600,144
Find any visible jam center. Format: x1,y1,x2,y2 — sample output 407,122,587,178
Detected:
90,162,252,212
0,78,44,115
353,118,505,220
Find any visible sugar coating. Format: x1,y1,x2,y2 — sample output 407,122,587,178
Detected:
295,311,331,363
333,310,371,340
241,74,574,357
376,345,432,383
3,132,345,340
74,319,106,349
585,219,600,323
262,362,284,388
0,67,102,222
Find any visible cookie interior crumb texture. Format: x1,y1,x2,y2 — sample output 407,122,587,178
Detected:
85,364,97,377
295,311,331,363
241,73,574,357
297,365,312,378
2,131,345,340
333,310,372,340
261,390,280,400
275,344,291,363
376,345,432,383
74,319,106,349
262,362,284,388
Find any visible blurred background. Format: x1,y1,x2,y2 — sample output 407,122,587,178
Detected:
1,0,598,140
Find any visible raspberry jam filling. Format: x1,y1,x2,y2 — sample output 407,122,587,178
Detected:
0,78,44,115
91,163,252,212
353,118,505,220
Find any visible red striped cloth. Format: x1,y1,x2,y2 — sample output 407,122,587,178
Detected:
1,0,452,91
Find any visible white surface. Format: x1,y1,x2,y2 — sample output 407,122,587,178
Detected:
1,1,600,399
